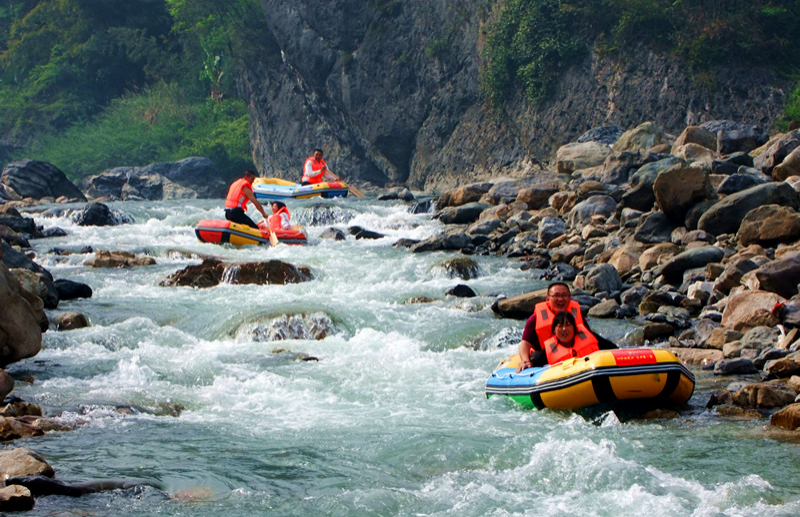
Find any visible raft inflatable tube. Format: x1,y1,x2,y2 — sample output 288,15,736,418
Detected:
252,177,349,200
194,219,307,246
485,348,695,410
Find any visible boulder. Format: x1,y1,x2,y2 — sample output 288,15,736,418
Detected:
490,289,546,320
74,202,134,226
671,125,717,153
86,250,156,268
0,241,58,309
577,125,624,144
54,279,93,300
737,205,800,246
701,120,768,154
753,130,800,175
54,312,90,331
729,382,796,408
721,290,784,330
0,159,86,201
0,448,55,479
697,182,799,236
658,246,725,285
566,195,617,229
614,121,670,152
772,146,800,181
161,258,313,288
770,403,800,430
538,217,566,246
716,173,768,195
0,265,43,368
752,253,800,299
555,141,612,174
581,263,622,295
621,156,685,212
436,202,491,225
0,485,34,512
653,165,714,225
436,182,493,208
633,211,673,244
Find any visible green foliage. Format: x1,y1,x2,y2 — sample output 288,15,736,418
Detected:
21,82,253,179
0,0,177,136
482,0,800,108
481,0,587,106
784,82,800,125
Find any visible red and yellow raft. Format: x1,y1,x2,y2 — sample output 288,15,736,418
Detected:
194,219,307,246
485,348,695,410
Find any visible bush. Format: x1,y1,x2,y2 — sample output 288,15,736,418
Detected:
19,82,253,180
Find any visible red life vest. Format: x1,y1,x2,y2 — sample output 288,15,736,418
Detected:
533,300,584,346
269,206,291,231
225,178,252,210
543,324,599,365
302,157,328,184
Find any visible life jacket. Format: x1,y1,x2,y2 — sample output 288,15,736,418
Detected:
533,300,584,346
269,206,291,231
225,178,252,210
543,324,599,365
302,156,328,184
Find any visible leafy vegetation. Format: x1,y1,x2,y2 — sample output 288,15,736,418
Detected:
482,0,800,109
0,0,267,179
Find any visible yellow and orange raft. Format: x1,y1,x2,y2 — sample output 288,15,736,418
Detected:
485,348,695,410
194,219,307,247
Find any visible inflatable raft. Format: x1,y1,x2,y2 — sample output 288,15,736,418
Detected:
194,219,307,246
485,348,694,410
252,178,349,200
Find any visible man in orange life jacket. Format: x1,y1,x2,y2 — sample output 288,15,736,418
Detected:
301,149,337,185
516,282,615,371
224,170,269,229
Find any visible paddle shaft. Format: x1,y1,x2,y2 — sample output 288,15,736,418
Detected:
327,169,365,198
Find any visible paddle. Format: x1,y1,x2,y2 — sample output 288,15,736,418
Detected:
327,169,365,198
269,227,279,247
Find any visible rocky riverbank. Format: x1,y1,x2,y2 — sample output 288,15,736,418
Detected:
3,118,800,509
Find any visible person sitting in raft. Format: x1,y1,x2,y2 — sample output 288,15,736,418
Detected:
516,282,615,372
269,201,291,231
526,311,618,367
301,148,337,185
224,169,269,229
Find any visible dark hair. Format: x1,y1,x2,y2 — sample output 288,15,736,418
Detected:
550,311,576,335
314,148,323,154
547,282,570,295
244,169,257,177
272,201,286,210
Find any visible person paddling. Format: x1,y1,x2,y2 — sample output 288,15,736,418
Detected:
224,170,268,228
301,149,337,185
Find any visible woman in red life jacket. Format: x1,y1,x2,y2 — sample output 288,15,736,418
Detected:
521,311,617,369
224,170,269,228
269,201,291,231
301,149,337,185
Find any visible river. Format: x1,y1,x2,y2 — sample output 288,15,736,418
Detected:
7,197,800,516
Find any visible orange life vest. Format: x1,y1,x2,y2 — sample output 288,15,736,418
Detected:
225,178,252,210
543,324,599,365
533,300,584,346
302,157,328,184
269,206,291,231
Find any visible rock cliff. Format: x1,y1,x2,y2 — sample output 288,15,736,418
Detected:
237,0,789,192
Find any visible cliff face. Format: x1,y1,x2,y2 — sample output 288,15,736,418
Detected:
237,0,789,192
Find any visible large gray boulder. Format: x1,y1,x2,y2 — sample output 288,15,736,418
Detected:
85,157,229,200
701,120,769,154
698,182,799,236
0,263,43,367
0,159,86,201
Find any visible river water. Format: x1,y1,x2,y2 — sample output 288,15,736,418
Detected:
8,197,800,516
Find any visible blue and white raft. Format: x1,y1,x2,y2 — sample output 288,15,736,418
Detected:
252,177,349,200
